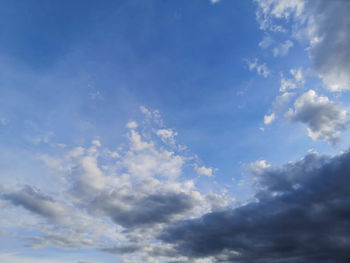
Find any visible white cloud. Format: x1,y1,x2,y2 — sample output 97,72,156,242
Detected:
156,128,178,145
280,68,304,92
195,165,213,177
285,90,347,144
256,0,350,92
246,58,270,78
264,113,275,125
273,40,293,57
259,35,274,49
90,90,102,100
246,160,271,175
126,121,138,129
91,139,101,147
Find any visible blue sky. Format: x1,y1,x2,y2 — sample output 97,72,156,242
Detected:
1,0,350,262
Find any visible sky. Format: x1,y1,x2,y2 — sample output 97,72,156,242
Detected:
1,0,350,262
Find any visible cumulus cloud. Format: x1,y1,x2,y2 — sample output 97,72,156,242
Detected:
246,58,270,78
1,107,228,261
285,90,347,144
161,149,350,262
256,0,350,92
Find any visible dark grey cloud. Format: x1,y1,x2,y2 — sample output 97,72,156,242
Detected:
90,191,198,229
102,244,141,255
2,185,66,222
161,150,350,262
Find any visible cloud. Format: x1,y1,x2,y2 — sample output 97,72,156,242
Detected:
256,0,350,92
263,92,295,126
280,68,304,92
161,149,350,262
2,108,230,261
246,58,270,78
195,165,214,177
89,190,200,229
245,159,271,175
126,121,138,129
264,113,275,125
259,35,274,49
285,90,347,144
0,253,80,263
156,128,178,146
2,185,68,223
273,40,293,57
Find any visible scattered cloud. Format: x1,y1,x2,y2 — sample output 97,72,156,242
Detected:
280,68,304,92
256,0,350,92
246,58,270,78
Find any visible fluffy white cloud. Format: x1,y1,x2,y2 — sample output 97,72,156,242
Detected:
285,90,347,144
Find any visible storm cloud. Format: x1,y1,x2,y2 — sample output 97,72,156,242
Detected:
161,150,350,262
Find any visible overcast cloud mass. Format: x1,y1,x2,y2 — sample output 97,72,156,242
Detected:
1,0,350,262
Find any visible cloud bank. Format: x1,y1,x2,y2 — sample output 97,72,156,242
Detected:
161,150,350,262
